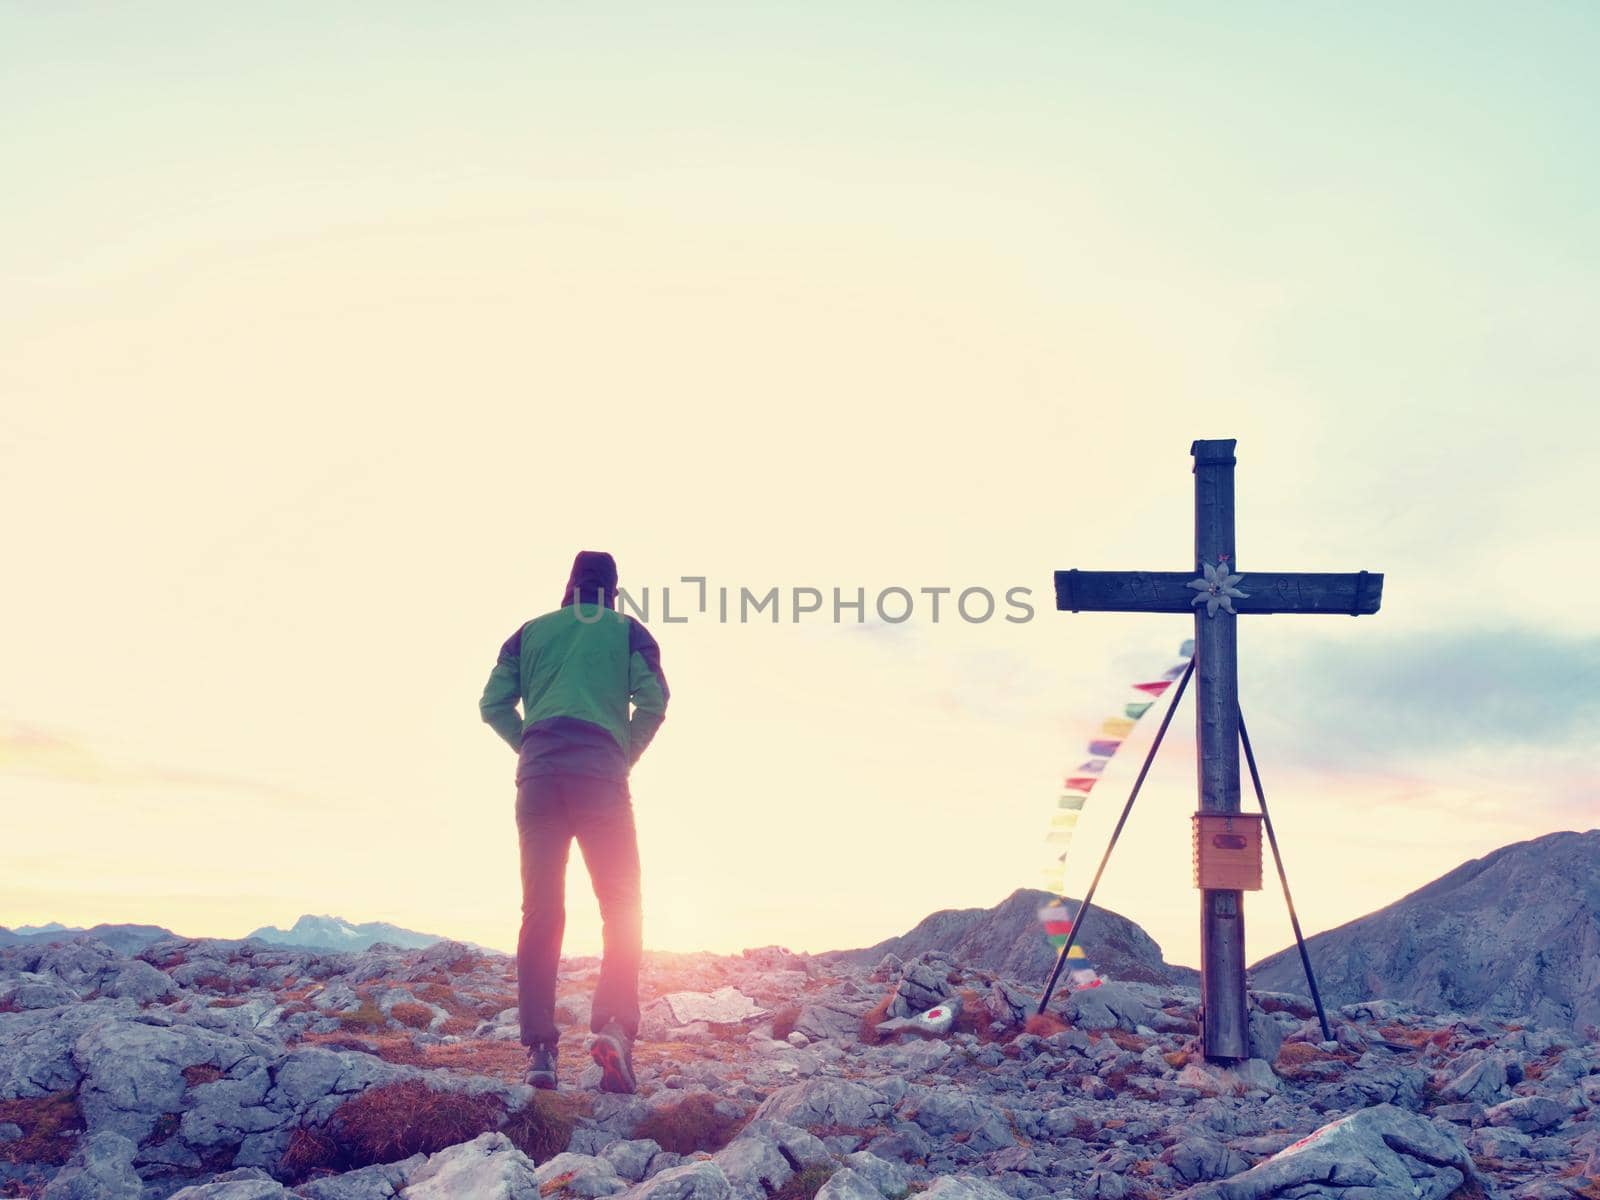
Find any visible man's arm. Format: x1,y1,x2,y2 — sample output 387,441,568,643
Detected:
625,619,669,765
479,626,525,751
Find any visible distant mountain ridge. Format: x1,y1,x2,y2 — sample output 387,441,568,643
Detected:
829,887,1199,986
0,923,175,954
13,922,75,936
244,914,465,953
0,915,475,956
1251,828,1600,1031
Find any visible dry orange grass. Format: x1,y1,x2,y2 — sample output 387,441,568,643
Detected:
336,1003,388,1032
769,1006,801,1042
1376,1023,1435,1048
949,989,1006,1044
633,1093,746,1155
389,1003,435,1030
279,1080,504,1180
410,1039,532,1083
1023,1013,1067,1039
857,992,895,1046
0,1092,84,1169
415,982,469,1011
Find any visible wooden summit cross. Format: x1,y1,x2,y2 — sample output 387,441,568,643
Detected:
1053,439,1382,1062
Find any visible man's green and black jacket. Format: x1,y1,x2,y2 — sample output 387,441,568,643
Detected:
480,598,669,784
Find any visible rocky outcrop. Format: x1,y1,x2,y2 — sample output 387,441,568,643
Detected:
829,888,1197,985
1,873,1597,1199
1251,828,1600,1030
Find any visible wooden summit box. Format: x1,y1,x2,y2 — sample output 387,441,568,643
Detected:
1192,812,1264,891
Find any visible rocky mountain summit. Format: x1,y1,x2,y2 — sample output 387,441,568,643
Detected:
1252,829,1600,1032
2,918,1596,1199
243,917,470,955
830,891,1197,987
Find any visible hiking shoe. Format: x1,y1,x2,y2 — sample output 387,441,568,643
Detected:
590,1020,637,1094
525,1043,558,1091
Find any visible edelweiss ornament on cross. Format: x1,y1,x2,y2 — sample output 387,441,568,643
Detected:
1189,557,1249,617
1052,439,1382,1062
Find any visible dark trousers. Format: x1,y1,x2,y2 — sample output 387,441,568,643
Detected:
515,771,642,1048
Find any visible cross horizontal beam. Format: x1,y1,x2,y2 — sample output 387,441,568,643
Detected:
1054,569,1382,615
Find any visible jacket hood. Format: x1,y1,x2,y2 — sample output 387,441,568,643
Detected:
561,550,619,609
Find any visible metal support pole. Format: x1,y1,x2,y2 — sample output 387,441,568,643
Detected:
1239,709,1333,1042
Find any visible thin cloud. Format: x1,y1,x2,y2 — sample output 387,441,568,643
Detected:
1245,626,1600,782
0,723,317,804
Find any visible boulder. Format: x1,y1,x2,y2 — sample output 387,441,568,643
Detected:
30,941,125,991
40,1130,143,1200
1246,1008,1285,1064
840,1151,908,1197
532,1151,627,1197
982,981,1033,1029
752,1079,894,1132
792,1004,863,1043
740,1119,833,1169
102,961,181,1004
917,1177,1017,1200
814,1168,880,1200
1171,1104,1479,1200
0,973,80,1011
1439,1054,1509,1104
0,1004,106,1098
661,988,766,1026
890,955,954,1018
1161,1136,1248,1184
713,1133,794,1200
1485,1095,1567,1134
600,1138,663,1183
294,1156,423,1198
401,1131,540,1199
626,1159,733,1200
168,1169,290,1199
1058,982,1153,1032
72,1018,281,1144
897,1087,1015,1152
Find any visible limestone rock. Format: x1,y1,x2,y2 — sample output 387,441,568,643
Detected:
625,1159,732,1200
400,1131,540,1199
661,988,766,1027
1486,1094,1567,1134
1172,1103,1478,1200
0,973,79,1012
40,1130,143,1200
600,1139,663,1183
814,1167,880,1200
752,1079,893,1131
533,1151,627,1197
168,1171,290,1199
713,1133,794,1200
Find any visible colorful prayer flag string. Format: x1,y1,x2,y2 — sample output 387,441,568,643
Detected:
1037,638,1195,956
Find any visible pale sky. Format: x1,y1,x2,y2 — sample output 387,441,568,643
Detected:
3,2,1596,970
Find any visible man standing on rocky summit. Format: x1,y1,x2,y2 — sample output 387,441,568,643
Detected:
479,551,669,1094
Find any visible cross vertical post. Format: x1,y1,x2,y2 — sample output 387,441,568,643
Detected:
1050,437,1382,1063
1192,438,1248,1059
